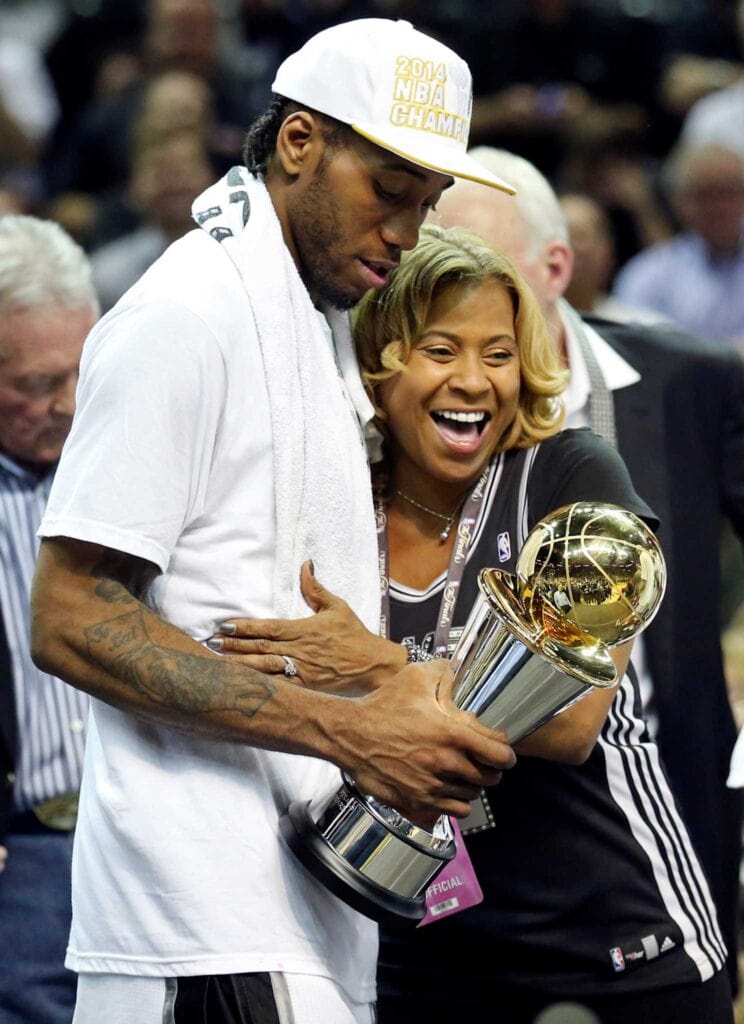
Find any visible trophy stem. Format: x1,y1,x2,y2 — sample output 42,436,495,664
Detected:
451,570,617,743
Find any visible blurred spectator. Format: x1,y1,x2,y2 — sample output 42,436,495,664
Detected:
147,0,220,78
458,0,663,176
44,0,146,145
679,0,744,157
44,0,255,204
90,130,215,311
136,68,214,143
134,0,259,149
612,142,744,349
660,0,743,121
0,214,98,1024
0,33,59,203
60,68,220,252
133,66,241,175
561,192,667,324
0,36,58,158
559,136,674,271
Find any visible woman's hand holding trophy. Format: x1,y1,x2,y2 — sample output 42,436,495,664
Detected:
280,501,667,926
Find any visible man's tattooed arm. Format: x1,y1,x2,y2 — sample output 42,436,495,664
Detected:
33,537,517,816
84,609,274,718
32,540,277,737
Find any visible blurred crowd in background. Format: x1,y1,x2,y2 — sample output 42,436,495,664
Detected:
0,0,742,331
2,1,744,1016
3,0,744,768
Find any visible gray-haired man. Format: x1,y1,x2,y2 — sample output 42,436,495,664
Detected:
0,215,98,1024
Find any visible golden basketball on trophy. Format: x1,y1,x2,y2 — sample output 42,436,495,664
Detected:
516,501,666,647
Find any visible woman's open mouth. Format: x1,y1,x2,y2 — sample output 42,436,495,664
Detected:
430,410,492,454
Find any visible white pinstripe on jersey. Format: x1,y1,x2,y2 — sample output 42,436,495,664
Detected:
600,672,726,979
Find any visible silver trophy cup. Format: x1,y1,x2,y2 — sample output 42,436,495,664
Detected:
280,502,666,926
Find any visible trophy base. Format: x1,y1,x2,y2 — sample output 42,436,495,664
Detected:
280,800,429,928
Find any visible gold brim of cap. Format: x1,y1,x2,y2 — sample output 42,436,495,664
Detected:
351,124,517,195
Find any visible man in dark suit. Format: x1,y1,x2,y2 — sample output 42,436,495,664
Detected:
437,147,744,992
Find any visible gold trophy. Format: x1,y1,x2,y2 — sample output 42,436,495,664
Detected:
280,502,666,925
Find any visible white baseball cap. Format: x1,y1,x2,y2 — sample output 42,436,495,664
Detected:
272,19,516,195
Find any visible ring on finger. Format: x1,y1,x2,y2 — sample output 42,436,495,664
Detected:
281,655,298,678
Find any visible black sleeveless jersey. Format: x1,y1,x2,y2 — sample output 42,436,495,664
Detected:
379,429,725,999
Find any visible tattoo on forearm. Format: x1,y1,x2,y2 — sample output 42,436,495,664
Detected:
84,610,275,718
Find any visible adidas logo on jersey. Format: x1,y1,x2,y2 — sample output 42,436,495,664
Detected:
660,936,676,953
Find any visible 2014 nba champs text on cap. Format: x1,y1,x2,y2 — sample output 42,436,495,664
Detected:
272,18,516,195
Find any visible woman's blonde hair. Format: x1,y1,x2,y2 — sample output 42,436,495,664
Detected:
353,223,567,453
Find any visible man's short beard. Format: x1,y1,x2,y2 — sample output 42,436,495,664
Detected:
318,285,359,312
290,155,361,311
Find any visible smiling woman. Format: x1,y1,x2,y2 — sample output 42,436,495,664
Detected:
353,224,568,578
210,186,730,1024
355,223,566,447
346,225,729,1023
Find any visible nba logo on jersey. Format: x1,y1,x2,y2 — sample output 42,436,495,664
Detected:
609,947,626,972
497,532,511,562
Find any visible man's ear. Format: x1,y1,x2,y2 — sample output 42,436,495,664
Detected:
273,110,324,178
545,240,574,304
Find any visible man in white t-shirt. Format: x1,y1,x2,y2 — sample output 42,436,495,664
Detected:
28,20,517,1024
435,147,744,996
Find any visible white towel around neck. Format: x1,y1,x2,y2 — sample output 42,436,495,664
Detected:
191,168,380,631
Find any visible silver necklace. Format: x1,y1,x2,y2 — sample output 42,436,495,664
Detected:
394,489,463,542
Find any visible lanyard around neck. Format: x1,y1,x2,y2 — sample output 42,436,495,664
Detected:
375,461,495,656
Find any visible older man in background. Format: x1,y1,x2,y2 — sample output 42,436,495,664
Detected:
0,215,98,1024
612,142,744,350
436,149,744,993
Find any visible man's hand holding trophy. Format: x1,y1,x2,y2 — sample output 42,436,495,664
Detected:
280,502,667,926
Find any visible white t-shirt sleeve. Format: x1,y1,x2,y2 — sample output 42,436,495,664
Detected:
40,299,227,573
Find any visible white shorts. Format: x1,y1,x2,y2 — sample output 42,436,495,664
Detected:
73,972,375,1024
